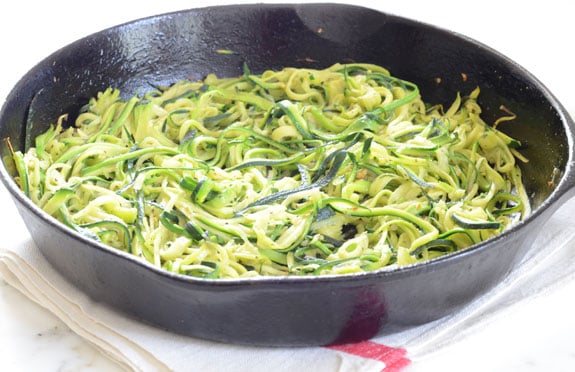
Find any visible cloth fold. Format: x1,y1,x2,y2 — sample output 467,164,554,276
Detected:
1,184,575,371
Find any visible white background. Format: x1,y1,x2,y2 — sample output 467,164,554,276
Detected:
0,1,574,371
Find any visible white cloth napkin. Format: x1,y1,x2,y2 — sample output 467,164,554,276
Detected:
1,181,575,371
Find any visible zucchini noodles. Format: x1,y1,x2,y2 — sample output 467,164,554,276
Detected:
10,63,530,278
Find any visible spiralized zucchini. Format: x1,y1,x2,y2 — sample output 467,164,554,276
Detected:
11,63,530,278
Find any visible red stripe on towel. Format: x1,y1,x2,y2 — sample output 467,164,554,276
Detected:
328,341,411,371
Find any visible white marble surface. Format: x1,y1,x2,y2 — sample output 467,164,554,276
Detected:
0,1,574,371
0,279,123,372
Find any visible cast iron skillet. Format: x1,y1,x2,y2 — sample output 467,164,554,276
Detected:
1,3,574,346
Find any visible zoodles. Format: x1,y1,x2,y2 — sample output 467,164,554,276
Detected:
10,63,530,278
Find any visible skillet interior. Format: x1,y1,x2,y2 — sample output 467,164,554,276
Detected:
0,3,573,346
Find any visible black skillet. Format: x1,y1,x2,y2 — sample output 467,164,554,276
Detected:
1,3,574,346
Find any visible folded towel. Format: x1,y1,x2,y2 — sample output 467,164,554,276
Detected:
1,182,575,371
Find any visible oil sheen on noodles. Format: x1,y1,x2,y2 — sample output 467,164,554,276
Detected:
10,63,530,278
